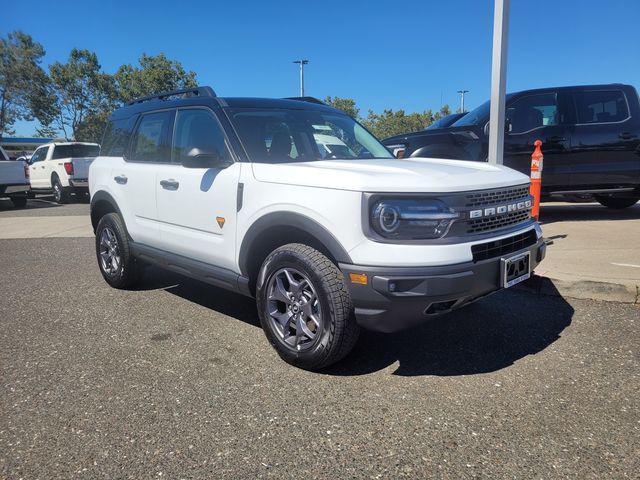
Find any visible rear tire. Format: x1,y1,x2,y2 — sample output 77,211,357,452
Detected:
595,195,639,209
256,243,360,370
10,196,27,208
95,212,138,289
52,177,70,204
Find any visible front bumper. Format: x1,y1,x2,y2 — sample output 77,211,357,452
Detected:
340,236,546,333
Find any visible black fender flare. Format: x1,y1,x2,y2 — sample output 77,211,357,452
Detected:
90,190,124,233
238,211,352,277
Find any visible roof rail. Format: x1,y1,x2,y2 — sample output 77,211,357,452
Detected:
127,86,217,105
284,96,326,105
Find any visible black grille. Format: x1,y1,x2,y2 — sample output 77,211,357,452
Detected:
471,229,537,262
465,185,530,207
466,210,531,234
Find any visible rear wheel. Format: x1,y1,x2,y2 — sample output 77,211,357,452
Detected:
256,243,360,370
52,177,70,204
95,212,138,289
10,196,27,208
595,195,639,209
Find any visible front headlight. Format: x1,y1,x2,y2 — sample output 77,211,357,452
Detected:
370,198,459,240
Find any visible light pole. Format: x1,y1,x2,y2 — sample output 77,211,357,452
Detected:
457,90,469,113
293,59,309,97
488,0,510,165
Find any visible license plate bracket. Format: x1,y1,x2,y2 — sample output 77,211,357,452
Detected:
501,251,531,288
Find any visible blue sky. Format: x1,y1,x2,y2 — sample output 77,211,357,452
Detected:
4,0,640,136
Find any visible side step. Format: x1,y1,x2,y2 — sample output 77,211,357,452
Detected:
130,243,252,297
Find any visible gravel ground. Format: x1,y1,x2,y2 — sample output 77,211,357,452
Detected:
1,237,638,479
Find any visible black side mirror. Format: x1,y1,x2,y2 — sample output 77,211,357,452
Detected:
182,148,231,169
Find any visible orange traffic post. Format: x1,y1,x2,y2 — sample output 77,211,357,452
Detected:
530,139,543,220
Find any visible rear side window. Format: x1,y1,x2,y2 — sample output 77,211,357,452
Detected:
574,90,629,124
52,144,100,159
102,119,131,157
172,109,232,164
130,110,175,163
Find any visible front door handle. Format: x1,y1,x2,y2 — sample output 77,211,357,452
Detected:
546,136,566,142
114,175,128,184
160,179,179,190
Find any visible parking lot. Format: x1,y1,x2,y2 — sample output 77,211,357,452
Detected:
0,197,637,479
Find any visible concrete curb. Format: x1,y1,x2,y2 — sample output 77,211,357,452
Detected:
516,274,639,304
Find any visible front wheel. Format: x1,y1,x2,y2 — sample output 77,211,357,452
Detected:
595,195,639,209
256,244,360,370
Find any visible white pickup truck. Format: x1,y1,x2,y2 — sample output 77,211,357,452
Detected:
0,146,30,208
28,142,100,203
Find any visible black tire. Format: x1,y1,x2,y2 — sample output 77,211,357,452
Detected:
95,212,138,289
594,195,639,209
52,176,70,204
10,196,27,208
256,243,360,370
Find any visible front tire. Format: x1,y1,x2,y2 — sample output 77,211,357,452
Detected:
595,195,639,209
95,212,138,289
256,244,360,370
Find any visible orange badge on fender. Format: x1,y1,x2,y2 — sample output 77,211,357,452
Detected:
216,217,225,228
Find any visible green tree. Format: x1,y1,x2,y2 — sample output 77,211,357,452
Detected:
49,48,115,140
323,96,360,119
0,31,54,139
362,109,435,139
114,53,197,104
435,104,451,119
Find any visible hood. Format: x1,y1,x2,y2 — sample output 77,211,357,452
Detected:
384,125,482,143
251,157,529,193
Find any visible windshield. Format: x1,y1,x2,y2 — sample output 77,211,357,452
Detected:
52,144,100,159
426,113,464,130
451,101,491,127
230,108,392,163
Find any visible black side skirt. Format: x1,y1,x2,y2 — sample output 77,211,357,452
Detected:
130,243,252,298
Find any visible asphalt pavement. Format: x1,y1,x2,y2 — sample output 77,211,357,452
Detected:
1,232,638,479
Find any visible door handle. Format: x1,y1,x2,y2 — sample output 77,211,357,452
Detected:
546,136,566,142
160,179,179,190
619,132,637,140
114,175,128,184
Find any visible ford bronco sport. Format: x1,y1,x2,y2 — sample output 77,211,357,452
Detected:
90,86,546,369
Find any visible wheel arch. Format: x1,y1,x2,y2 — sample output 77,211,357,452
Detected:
90,190,124,233
238,212,352,293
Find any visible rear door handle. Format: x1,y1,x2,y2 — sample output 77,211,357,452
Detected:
547,136,566,142
114,175,128,184
619,132,637,140
160,179,179,190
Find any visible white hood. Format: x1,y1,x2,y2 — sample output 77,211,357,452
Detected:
251,157,530,193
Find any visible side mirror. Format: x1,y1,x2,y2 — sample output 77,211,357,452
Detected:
182,148,231,169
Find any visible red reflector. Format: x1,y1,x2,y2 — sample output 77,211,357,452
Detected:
64,162,74,175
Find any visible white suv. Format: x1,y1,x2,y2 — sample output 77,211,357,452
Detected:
89,87,546,369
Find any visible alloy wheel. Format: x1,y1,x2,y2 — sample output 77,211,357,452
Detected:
99,227,121,275
266,268,322,351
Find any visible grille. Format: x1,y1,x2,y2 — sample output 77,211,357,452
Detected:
467,210,530,234
471,229,537,262
465,185,530,207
